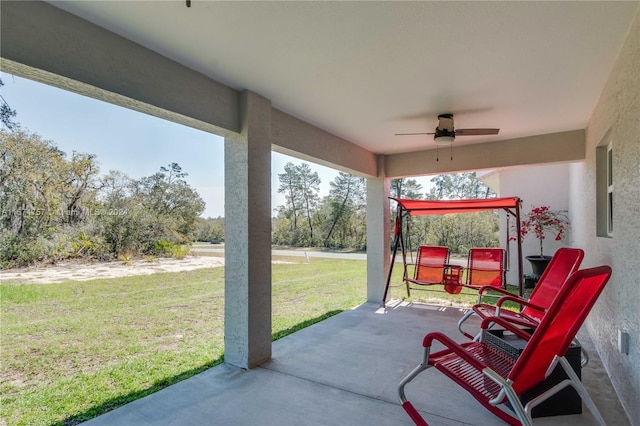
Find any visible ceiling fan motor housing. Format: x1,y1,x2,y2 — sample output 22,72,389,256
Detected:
437,113,455,131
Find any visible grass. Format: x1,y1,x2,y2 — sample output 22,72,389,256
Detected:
1,258,367,426
1,256,527,425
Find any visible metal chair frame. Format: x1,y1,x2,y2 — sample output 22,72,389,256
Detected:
398,266,611,426
457,248,586,365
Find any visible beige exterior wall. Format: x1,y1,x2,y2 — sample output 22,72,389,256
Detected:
495,164,572,285
575,6,640,422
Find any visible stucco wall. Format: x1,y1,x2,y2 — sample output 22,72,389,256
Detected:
576,5,640,423
496,164,572,285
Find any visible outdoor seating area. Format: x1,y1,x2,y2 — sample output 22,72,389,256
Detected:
457,248,584,340
3,3,639,423
399,265,612,426
84,300,628,426
385,197,524,302
404,245,507,297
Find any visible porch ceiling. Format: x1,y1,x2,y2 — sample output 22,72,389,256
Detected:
51,1,638,155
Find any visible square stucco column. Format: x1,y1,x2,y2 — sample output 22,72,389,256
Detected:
366,157,390,303
224,91,272,368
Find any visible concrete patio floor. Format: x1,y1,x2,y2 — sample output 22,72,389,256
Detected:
85,300,630,425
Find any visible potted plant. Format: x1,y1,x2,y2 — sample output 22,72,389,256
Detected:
519,205,570,278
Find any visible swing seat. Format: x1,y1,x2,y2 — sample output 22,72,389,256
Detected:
405,246,450,297
399,266,612,426
464,248,506,289
383,197,525,307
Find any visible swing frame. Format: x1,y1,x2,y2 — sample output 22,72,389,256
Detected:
382,197,523,306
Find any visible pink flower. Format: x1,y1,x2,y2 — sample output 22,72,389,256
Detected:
514,205,570,257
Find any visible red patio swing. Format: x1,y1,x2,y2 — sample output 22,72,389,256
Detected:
382,197,524,305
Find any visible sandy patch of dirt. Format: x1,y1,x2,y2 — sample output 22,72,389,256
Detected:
0,256,225,284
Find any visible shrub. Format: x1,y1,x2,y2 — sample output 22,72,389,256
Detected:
0,232,50,269
153,240,190,259
170,244,190,259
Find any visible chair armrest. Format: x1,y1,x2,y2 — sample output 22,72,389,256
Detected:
422,332,486,372
478,286,514,297
476,286,521,304
495,295,546,314
480,316,533,341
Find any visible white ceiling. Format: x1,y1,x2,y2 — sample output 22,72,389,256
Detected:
52,1,639,155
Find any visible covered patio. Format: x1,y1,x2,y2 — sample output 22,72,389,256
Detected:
2,1,639,424
84,301,628,426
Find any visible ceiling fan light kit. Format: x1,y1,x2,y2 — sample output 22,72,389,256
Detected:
434,129,455,145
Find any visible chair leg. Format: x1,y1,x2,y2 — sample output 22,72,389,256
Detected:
398,362,429,403
457,310,476,339
398,349,431,425
401,401,429,426
558,356,606,426
526,357,606,426
484,368,533,426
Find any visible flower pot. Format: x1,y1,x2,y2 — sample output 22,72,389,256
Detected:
524,275,538,289
525,255,552,278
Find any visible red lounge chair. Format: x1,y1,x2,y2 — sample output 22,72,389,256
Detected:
398,266,611,426
457,248,584,339
404,246,450,297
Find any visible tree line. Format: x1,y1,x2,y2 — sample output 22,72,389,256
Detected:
273,162,367,249
273,162,499,254
395,174,499,254
0,127,214,268
1,82,497,268
1,126,497,269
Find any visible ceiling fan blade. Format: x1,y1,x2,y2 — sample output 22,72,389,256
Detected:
395,132,436,136
455,128,500,136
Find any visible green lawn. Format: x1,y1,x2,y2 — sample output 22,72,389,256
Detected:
1,258,367,426
1,257,526,425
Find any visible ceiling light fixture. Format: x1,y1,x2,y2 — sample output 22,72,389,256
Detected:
434,129,455,161
434,129,455,145
434,135,455,145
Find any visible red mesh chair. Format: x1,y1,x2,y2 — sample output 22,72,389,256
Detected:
458,248,584,339
405,246,449,297
399,266,611,426
465,248,505,289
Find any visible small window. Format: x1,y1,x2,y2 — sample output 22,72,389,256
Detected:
596,133,613,238
607,144,613,236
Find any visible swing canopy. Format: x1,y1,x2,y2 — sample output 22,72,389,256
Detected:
391,196,521,216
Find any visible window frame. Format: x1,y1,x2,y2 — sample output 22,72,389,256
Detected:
606,143,613,236
596,131,613,238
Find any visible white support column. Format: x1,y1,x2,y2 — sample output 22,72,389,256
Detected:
366,155,390,303
224,91,272,368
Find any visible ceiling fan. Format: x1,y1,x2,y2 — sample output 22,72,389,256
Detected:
395,113,499,145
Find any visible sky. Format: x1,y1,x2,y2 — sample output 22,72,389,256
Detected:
1,72,433,217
